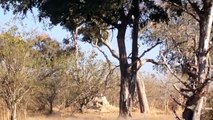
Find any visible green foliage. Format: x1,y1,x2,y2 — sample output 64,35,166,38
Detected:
151,12,199,73
29,36,66,113
0,26,36,118
61,50,119,111
0,0,169,45
0,23,120,118
23,34,119,113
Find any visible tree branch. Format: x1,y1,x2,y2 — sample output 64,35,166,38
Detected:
170,94,185,107
16,87,31,104
172,108,182,120
101,17,119,28
206,45,213,55
100,39,120,60
198,76,213,91
171,38,188,48
105,65,120,87
160,52,190,88
170,37,187,55
187,0,201,17
165,0,200,21
139,39,162,58
129,58,163,71
173,84,189,98
91,43,111,65
192,36,198,54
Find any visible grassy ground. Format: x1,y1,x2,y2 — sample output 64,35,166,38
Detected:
28,112,176,120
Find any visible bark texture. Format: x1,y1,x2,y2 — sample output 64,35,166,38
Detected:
118,0,150,117
130,0,150,114
136,76,150,113
117,20,131,118
182,2,213,120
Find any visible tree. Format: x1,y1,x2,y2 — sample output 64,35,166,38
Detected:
26,34,119,115
62,50,115,112
29,34,68,114
156,0,213,119
0,0,168,118
0,26,35,120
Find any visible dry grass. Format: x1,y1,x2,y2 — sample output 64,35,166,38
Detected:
27,111,176,120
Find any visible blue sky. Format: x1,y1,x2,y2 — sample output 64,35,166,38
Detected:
0,8,159,73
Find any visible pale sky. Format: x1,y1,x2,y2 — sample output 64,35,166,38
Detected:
0,7,159,73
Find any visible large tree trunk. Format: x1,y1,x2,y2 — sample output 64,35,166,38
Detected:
131,0,150,114
136,75,150,113
182,94,202,120
182,3,213,120
193,97,204,120
117,20,131,118
129,0,139,115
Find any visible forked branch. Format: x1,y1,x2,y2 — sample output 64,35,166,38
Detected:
173,84,189,98
160,52,188,87
139,39,162,58
100,38,119,60
91,43,111,65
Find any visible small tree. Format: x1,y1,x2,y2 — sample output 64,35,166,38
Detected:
29,34,68,114
62,50,114,112
0,26,35,120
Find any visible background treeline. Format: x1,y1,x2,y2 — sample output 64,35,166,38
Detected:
0,25,120,119
0,25,188,120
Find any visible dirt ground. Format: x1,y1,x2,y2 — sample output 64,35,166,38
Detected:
28,112,176,120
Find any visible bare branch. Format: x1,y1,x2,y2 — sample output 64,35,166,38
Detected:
170,94,185,107
171,38,188,49
127,58,163,71
16,87,31,104
173,84,189,98
206,45,213,55
128,53,132,59
198,76,213,91
100,39,120,60
145,59,164,65
91,43,111,65
172,109,182,120
136,59,150,70
192,36,197,53
160,52,189,87
139,39,162,58
105,65,120,87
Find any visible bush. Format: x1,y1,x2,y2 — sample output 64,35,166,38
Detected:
201,92,213,120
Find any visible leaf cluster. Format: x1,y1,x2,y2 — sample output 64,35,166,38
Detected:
0,0,170,46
